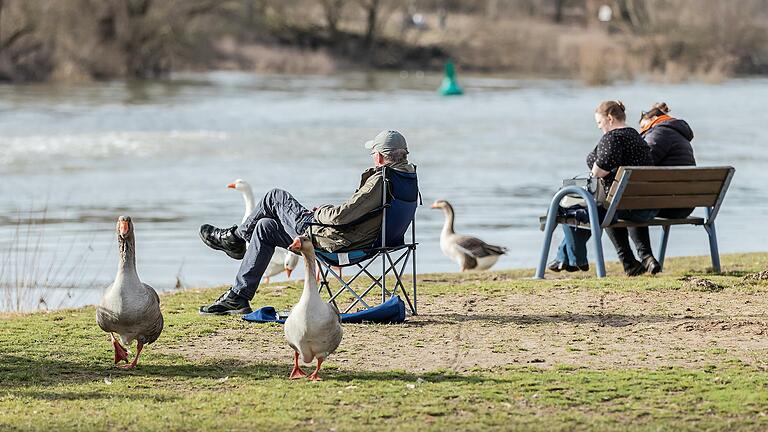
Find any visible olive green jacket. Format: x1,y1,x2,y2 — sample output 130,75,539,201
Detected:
311,161,416,252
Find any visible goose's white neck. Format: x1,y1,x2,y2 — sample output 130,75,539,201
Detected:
300,249,320,301
440,206,456,236
116,235,141,286
240,186,255,223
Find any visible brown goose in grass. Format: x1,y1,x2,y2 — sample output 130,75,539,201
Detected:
431,200,507,271
96,216,163,369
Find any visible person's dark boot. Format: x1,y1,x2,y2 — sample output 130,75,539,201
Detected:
642,256,662,275
199,289,252,315
549,260,589,273
622,259,647,277
199,224,246,260
548,260,565,272
565,263,590,272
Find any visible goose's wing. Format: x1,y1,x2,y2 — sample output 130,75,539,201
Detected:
320,303,343,354
143,283,160,305
96,282,119,332
140,283,164,345
453,235,507,258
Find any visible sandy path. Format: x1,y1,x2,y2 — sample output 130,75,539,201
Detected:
161,285,768,372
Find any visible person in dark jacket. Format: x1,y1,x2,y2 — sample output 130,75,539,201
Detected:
614,102,697,274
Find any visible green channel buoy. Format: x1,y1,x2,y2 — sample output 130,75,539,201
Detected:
439,60,463,96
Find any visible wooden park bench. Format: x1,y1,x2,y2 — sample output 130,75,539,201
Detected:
534,166,736,278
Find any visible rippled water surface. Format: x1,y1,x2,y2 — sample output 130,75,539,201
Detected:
1,72,766,311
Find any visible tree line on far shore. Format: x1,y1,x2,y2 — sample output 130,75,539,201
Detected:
1,0,767,84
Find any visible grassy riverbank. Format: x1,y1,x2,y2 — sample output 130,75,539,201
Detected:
2,253,768,431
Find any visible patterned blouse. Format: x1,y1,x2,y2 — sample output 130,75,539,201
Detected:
586,127,653,193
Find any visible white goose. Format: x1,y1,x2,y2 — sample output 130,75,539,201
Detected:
228,179,300,281
96,216,163,369
284,234,343,381
431,200,507,271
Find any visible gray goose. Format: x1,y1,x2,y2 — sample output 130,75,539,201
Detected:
96,216,163,369
431,200,507,271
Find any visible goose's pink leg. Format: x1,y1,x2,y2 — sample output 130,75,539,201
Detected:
307,357,325,381
112,334,129,364
118,341,143,369
289,351,307,379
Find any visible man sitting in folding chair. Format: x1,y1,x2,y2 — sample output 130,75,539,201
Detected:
198,130,417,315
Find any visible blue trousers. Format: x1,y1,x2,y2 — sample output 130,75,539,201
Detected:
231,188,315,300
556,208,658,267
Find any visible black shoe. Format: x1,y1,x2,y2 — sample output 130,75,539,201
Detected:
199,224,246,260
623,259,647,277
547,260,565,272
642,256,662,275
549,260,589,273
565,263,590,272
199,289,252,315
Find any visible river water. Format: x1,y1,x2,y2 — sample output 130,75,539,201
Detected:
1,72,766,311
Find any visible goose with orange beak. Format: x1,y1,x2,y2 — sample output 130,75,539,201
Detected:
227,178,300,281
283,234,343,381
431,200,507,271
96,216,163,369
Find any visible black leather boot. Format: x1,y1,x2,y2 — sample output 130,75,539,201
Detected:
642,256,662,275
623,259,647,277
199,289,252,315
199,224,246,260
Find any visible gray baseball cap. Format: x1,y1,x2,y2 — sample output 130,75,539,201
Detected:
364,130,408,154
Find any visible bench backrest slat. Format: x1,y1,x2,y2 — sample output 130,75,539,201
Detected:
605,166,734,211
621,167,729,182
621,181,723,196
618,194,719,210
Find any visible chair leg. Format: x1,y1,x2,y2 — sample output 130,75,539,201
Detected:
411,246,417,315
658,226,671,270
704,222,721,273
316,259,339,311
381,251,387,304
386,249,416,315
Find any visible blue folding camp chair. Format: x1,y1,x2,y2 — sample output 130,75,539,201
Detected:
307,166,420,315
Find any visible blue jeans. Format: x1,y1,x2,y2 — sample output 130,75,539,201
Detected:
231,188,315,300
556,208,658,267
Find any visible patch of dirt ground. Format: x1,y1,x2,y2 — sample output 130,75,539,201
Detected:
160,288,768,372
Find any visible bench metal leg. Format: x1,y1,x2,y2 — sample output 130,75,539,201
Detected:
590,224,606,278
704,207,721,273
535,186,604,279
704,222,721,273
658,226,671,270
535,218,557,279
